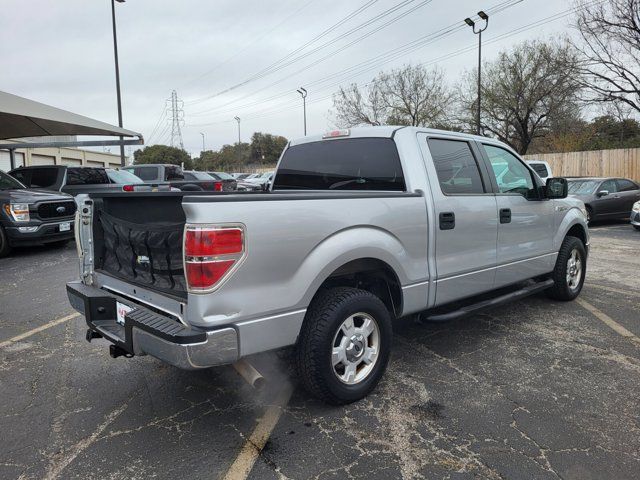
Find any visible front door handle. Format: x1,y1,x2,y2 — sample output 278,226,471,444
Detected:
500,208,511,224
439,212,455,230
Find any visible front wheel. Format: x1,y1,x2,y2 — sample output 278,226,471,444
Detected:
546,236,586,301
634,225,640,231
295,287,392,405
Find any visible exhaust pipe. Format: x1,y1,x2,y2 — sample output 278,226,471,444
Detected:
232,359,266,389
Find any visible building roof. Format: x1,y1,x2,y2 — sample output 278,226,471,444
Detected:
0,90,141,140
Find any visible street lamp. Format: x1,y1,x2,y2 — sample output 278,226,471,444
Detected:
297,87,308,135
464,11,489,135
200,132,205,152
234,116,241,144
111,0,126,165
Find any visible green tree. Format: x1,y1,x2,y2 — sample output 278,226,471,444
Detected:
458,39,582,154
250,132,288,164
133,145,193,169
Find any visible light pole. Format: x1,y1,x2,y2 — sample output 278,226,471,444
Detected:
464,11,488,136
200,132,206,152
111,0,126,165
297,87,308,135
234,116,241,144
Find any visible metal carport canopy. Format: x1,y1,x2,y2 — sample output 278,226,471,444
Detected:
0,90,143,168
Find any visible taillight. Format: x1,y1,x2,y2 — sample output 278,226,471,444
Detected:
122,184,135,192
184,225,245,292
214,181,223,192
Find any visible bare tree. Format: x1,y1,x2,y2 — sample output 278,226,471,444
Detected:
574,0,640,113
332,65,452,128
458,39,582,154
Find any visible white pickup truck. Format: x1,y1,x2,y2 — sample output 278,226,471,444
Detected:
67,126,589,404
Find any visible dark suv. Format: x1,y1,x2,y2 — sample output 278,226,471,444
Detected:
0,170,75,257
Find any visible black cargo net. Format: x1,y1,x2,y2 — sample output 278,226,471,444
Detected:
98,211,186,295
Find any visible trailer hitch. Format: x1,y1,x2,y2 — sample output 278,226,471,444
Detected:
109,344,134,359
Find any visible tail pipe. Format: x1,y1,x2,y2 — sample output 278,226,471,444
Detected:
232,359,266,389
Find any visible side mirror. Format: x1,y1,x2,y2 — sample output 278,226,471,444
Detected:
546,177,568,199
596,190,609,197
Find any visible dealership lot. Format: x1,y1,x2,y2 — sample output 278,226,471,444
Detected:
1,223,638,480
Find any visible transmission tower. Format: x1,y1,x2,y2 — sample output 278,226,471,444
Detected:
167,90,185,150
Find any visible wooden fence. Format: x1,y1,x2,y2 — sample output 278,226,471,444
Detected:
524,148,640,181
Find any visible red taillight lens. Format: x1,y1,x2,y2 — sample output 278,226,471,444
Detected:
184,225,245,291
185,228,243,256
185,260,235,288
214,182,223,192
122,184,135,192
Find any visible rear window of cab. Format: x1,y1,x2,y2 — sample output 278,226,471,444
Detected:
273,137,405,191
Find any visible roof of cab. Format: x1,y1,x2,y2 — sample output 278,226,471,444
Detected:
288,125,493,146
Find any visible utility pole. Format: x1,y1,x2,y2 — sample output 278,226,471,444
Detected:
111,0,126,165
234,116,241,144
200,132,206,152
464,11,489,135
297,87,308,135
169,90,185,150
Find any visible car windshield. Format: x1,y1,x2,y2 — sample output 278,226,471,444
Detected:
568,180,599,195
215,172,234,180
0,171,25,190
106,169,144,184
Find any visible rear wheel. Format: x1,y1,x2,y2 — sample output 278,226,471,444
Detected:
585,205,593,224
546,236,586,301
0,226,11,258
634,225,640,231
295,287,392,405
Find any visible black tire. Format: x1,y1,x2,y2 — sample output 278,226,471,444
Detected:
585,205,593,224
295,287,392,405
634,225,640,231
0,225,11,258
546,236,586,301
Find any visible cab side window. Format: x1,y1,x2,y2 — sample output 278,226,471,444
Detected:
483,145,537,199
427,138,485,195
617,179,638,192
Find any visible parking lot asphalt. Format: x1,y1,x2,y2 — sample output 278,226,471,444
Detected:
1,223,639,480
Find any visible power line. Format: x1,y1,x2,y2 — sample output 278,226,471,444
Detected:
187,0,522,121
186,0,423,106
187,0,600,128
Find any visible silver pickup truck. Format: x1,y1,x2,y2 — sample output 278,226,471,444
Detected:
67,126,589,404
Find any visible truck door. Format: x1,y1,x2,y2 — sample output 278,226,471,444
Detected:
421,136,498,306
478,143,554,288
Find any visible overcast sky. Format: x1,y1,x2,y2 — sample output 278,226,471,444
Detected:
1,0,577,157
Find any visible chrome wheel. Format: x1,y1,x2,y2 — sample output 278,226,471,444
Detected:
566,248,582,290
331,312,380,385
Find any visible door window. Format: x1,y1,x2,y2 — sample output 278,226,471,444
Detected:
427,138,485,194
616,179,638,192
483,145,536,198
599,180,617,194
66,168,110,185
27,168,59,189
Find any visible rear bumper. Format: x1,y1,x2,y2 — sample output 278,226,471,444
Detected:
66,281,238,369
5,220,74,246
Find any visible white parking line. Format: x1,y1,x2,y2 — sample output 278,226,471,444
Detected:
0,312,80,349
222,383,294,480
576,298,640,346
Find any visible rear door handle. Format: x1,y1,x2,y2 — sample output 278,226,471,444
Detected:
500,208,511,224
439,212,455,230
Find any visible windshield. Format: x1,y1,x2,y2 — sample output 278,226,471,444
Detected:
0,171,25,190
106,169,144,184
214,171,234,180
568,180,599,195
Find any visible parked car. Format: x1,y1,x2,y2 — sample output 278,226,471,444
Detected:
0,170,75,257
122,164,223,192
526,160,553,181
105,168,174,192
567,177,640,222
67,126,588,405
631,201,640,231
236,173,263,191
207,171,237,191
239,171,273,191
